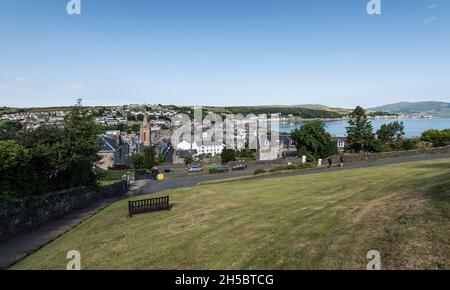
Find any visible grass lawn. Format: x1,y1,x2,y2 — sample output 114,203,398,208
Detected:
14,159,450,270
99,170,127,185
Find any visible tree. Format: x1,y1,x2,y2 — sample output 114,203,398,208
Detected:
158,154,166,165
0,141,31,197
0,120,23,141
346,106,376,152
376,121,405,144
1,100,104,197
291,120,337,161
221,148,236,164
184,154,194,165
62,99,103,188
420,129,450,144
130,153,144,169
142,147,156,169
0,120,23,132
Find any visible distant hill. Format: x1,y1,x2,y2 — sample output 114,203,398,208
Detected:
293,104,352,115
369,101,450,117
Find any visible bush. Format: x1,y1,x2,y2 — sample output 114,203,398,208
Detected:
399,139,418,151
421,129,450,144
135,169,149,175
416,141,433,149
130,153,144,169
297,162,314,169
221,149,236,163
253,169,267,175
269,165,286,172
209,168,219,174
373,143,393,153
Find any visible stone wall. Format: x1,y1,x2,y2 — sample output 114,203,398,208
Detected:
0,180,128,242
328,145,450,164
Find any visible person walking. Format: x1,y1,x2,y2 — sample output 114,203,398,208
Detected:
340,155,344,168
327,157,333,168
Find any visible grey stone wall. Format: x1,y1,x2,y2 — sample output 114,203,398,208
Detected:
0,180,128,242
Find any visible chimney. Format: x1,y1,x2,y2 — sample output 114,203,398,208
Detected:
116,132,121,146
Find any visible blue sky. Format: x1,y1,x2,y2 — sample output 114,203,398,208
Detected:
0,0,449,108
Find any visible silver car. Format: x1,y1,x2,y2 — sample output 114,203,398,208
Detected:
188,166,203,173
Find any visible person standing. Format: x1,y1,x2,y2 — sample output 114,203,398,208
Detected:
340,155,344,168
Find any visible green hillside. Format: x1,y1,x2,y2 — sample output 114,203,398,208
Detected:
13,159,450,270
369,101,450,117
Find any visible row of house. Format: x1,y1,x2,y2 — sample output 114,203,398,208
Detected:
171,134,347,163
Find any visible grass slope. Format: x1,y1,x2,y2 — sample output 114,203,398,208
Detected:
14,159,450,270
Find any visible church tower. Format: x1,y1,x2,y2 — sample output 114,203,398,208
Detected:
140,111,151,147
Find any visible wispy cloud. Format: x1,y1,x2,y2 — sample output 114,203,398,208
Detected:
423,16,439,24
426,4,439,10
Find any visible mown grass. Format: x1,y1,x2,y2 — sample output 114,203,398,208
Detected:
13,159,450,270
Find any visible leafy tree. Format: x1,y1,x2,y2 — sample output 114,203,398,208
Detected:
158,153,166,165
130,153,144,169
221,148,236,163
399,139,418,151
420,129,450,144
142,147,157,169
15,100,102,195
0,141,31,197
1,100,105,197
62,99,103,188
184,154,194,165
291,120,337,161
376,121,405,144
127,114,137,121
238,148,255,159
0,121,23,141
346,106,376,152
0,120,23,132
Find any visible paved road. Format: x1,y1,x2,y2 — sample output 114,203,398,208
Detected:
1,153,449,269
137,153,450,195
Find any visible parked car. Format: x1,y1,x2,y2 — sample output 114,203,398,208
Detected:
151,167,160,180
188,166,203,173
232,163,248,171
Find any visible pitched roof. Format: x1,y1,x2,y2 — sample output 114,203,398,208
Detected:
99,135,129,153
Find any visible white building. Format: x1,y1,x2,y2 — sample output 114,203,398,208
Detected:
176,141,225,157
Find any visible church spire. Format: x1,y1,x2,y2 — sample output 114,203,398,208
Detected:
143,110,149,127
140,108,151,147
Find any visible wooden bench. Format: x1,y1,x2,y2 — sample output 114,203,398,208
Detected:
128,196,170,217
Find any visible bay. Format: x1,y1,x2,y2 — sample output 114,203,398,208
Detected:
279,118,450,138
